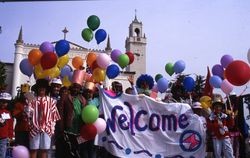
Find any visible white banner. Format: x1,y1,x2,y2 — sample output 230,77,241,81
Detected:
95,89,206,158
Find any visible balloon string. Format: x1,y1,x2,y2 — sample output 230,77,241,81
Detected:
239,85,248,96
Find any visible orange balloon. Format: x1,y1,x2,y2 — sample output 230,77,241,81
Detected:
72,56,84,69
86,52,97,66
28,49,42,66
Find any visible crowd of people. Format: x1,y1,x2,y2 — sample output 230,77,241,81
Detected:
0,72,249,158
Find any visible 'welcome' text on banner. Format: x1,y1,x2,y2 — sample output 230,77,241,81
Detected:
95,90,206,158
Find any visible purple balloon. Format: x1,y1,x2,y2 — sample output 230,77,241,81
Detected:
157,77,169,93
19,58,33,77
111,49,122,63
220,54,234,68
12,145,29,158
173,60,186,74
60,65,73,77
209,75,222,88
39,41,54,53
212,64,224,79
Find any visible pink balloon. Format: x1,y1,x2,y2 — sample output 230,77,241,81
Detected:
12,145,29,158
93,118,107,134
96,53,111,69
151,84,158,92
221,79,234,95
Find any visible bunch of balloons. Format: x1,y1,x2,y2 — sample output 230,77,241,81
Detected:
165,60,186,76
81,104,106,140
209,54,250,95
82,15,107,44
110,49,135,69
20,40,70,80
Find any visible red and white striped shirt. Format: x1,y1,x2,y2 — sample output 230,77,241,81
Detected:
28,96,61,137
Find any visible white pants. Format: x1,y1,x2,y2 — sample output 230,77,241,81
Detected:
212,137,234,158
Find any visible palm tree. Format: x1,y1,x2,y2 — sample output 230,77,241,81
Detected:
0,61,7,92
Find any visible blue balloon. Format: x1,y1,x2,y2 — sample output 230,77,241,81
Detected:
106,64,120,79
173,60,186,74
183,76,195,92
209,75,222,88
55,39,70,57
157,77,169,93
19,58,33,77
60,65,73,77
95,29,107,44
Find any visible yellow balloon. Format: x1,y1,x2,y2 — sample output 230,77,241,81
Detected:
200,96,212,108
92,68,105,82
57,54,69,69
62,76,72,87
43,66,60,78
34,64,46,79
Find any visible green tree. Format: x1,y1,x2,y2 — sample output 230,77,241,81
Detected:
0,61,7,92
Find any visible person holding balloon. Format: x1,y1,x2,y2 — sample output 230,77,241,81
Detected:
0,92,13,158
57,70,88,158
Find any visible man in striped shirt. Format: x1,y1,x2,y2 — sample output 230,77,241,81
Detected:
29,79,61,158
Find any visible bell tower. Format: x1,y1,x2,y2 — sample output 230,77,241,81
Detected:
125,11,147,80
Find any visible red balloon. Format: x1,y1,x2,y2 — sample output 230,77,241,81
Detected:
125,51,135,65
40,52,58,70
225,60,250,86
90,60,99,71
80,124,97,140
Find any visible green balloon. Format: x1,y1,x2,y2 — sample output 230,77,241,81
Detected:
82,28,93,42
82,105,99,124
165,62,174,76
117,54,129,69
155,74,163,82
87,15,100,31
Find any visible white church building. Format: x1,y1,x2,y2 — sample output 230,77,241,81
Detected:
5,15,147,97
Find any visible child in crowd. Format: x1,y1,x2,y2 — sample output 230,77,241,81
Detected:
0,92,13,158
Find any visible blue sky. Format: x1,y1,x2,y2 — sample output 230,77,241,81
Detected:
0,0,249,95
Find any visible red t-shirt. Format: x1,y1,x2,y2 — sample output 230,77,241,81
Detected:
0,109,14,139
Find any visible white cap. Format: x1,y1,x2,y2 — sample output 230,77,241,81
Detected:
0,92,12,101
51,78,62,85
192,102,202,109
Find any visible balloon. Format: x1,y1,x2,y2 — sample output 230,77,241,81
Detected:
44,66,60,78
212,64,224,79
165,62,174,76
28,49,42,66
125,51,135,65
248,49,250,63
220,54,234,69
19,58,33,77
12,145,29,158
157,77,169,93
82,28,93,42
82,105,99,123
183,76,195,92
111,49,122,62
225,60,250,86
92,68,105,82
200,96,212,108
60,65,73,77
117,54,129,69
209,75,222,88
93,118,107,134
90,60,99,71
96,53,111,69
86,52,97,67
87,15,100,31
95,29,107,44
55,39,70,57
72,56,83,70
39,41,54,53
155,74,163,82
57,54,69,69
221,79,234,95
40,52,58,70
34,64,46,79
173,60,185,74
62,76,72,87
106,64,120,79
151,84,158,93
80,124,97,140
